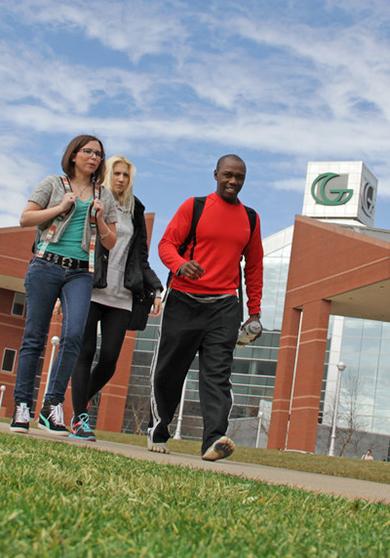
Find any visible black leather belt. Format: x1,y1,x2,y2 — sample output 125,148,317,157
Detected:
37,252,89,270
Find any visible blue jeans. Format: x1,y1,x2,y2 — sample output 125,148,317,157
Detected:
14,258,93,408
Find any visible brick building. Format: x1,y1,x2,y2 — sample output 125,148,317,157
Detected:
0,213,155,427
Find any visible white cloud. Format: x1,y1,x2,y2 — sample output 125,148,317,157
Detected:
7,0,187,63
272,178,305,193
1,0,390,241
3,100,390,176
0,149,45,225
232,15,390,121
0,42,156,114
325,0,390,19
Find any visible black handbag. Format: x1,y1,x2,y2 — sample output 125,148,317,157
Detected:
127,289,155,331
93,237,108,288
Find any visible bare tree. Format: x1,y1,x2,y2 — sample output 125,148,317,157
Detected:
337,372,363,456
323,370,373,457
128,396,149,435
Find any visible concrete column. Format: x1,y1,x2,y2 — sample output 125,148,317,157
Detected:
286,299,331,452
268,307,301,449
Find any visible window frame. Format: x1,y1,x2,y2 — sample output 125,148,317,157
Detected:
11,292,26,317
1,348,17,373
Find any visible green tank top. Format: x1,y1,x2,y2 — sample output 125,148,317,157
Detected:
37,197,92,260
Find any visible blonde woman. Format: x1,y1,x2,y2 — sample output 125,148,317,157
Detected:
70,155,163,441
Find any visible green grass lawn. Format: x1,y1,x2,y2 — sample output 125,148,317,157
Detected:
95,430,390,485
1,433,389,558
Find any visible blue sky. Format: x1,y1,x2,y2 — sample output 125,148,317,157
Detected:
1,0,390,281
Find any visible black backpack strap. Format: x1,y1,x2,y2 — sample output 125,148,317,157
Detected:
179,196,206,258
245,206,257,236
166,196,207,288
238,205,258,321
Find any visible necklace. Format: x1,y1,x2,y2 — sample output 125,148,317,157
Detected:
72,181,92,199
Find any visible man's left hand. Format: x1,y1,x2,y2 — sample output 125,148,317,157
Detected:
241,315,262,338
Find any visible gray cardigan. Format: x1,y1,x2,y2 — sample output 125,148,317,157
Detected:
29,175,117,252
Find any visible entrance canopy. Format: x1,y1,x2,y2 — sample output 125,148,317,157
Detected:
286,217,390,322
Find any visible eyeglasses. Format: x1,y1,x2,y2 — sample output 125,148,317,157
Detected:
79,147,104,160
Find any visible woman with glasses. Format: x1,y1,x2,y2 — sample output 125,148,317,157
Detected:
10,134,117,436
70,155,163,441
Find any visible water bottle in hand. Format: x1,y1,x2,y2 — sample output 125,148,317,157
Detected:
237,320,262,346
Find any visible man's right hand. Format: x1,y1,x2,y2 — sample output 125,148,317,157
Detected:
178,260,205,280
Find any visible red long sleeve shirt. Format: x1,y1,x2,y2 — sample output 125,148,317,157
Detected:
159,192,264,315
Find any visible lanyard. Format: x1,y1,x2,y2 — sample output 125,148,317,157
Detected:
36,176,101,273
88,194,99,274
36,176,73,259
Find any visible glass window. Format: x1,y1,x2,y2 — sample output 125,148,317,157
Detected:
381,322,390,338
374,388,390,415
12,293,25,317
261,248,290,331
1,348,16,372
131,365,150,376
340,336,361,356
133,351,153,366
232,360,251,374
255,361,277,376
379,339,390,358
362,319,383,337
342,318,363,337
360,336,381,360
139,324,160,340
269,349,279,360
377,357,390,378
185,390,199,402
135,339,157,351
372,416,390,435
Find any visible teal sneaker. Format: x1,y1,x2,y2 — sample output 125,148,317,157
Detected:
69,413,96,442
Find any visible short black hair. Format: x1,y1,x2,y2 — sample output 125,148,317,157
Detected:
215,154,246,172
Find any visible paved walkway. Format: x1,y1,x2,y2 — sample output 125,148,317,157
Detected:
1,422,389,504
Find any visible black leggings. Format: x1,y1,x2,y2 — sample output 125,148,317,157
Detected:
71,301,130,416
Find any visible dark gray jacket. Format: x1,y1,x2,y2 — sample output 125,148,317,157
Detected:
93,196,163,296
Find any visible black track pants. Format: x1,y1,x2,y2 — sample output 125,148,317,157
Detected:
149,289,241,454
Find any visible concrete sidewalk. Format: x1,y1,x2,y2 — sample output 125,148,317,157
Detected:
1,422,389,504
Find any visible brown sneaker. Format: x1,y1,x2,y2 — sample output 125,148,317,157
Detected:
202,436,235,461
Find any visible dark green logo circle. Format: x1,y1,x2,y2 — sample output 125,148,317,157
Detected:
311,172,353,206
361,182,375,218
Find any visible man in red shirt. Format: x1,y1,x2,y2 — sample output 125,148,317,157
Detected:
148,154,264,461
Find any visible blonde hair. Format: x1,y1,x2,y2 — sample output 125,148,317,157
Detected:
103,155,136,214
